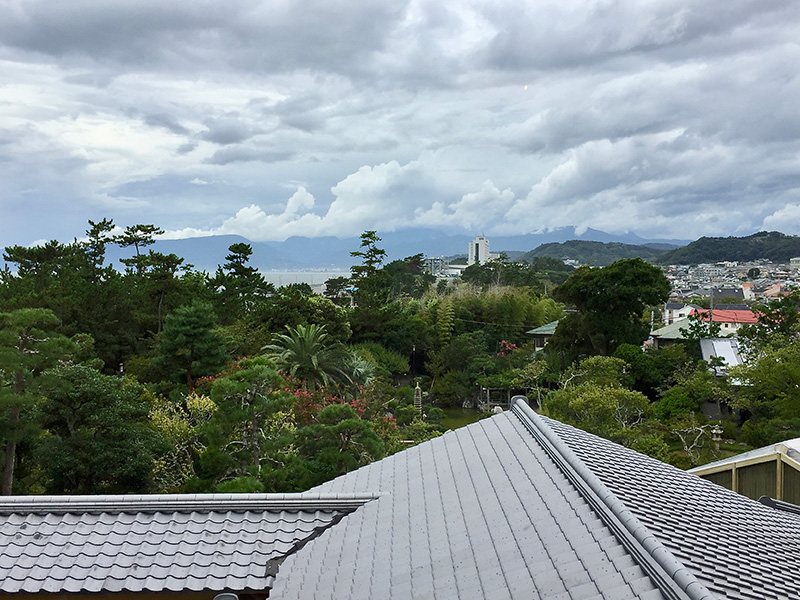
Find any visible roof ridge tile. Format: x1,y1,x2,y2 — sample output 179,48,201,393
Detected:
511,399,716,600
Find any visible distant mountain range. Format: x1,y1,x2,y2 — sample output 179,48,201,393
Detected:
101,227,691,272
86,229,800,273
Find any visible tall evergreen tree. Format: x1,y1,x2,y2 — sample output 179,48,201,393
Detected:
156,301,228,391
115,224,164,275
0,309,78,494
212,243,274,322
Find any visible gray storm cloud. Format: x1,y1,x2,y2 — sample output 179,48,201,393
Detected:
1,0,799,244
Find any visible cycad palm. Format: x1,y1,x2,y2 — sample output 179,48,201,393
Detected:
264,324,350,390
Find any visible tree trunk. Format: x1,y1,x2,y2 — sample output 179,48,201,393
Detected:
157,291,165,333
2,406,21,495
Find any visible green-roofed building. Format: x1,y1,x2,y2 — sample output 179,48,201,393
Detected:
526,319,559,350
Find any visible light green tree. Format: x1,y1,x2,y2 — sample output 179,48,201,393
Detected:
264,324,351,390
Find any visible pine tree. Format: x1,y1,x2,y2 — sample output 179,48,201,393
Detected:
156,301,228,391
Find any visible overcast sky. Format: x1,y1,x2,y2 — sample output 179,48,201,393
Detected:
2,0,800,246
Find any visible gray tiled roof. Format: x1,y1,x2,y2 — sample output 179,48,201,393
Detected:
272,406,671,600
545,417,800,600
0,493,376,595
272,402,800,600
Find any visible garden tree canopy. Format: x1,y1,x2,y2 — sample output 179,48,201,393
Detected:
550,258,670,357
149,392,217,493
155,301,228,391
613,343,660,398
36,364,167,494
115,224,164,275
0,308,80,495
461,254,572,290
212,243,274,323
322,276,351,306
738,291,800,355
655,363,717,421
84,218,116,283
197,358,297,492
543,356,655,448
729,341,800,445
139,251,192,333
349,230,389,308
295,403,385,488
264,324,351,390
383,254,435,299
252,287,351,343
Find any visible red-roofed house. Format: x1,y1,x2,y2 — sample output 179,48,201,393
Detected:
690,308,758,334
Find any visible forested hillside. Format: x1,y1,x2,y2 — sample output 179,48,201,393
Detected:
657,231,800,264
519,240,668,266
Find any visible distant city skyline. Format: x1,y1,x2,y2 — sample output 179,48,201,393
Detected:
3,1,800,247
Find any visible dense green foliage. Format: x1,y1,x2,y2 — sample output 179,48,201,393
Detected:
0,224,563,494
657,231,800,264
520,240,667,266
461,254,572,290
3,221,799,495
550,258,670,358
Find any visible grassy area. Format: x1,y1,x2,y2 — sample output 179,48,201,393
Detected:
440,407,484,431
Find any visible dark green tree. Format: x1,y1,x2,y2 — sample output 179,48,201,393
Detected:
212,243,274,322
738,291,800,355
115,224,164,275
323,276,351,306
384,254,435,299
36,364,166,494
156,301,228,391
295,403,385,487
350,231,389,308
0,309,79,494
550,258,670,357
84,218,116,283
195,358,296,491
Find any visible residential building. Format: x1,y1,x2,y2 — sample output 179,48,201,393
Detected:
663,302,700,324
690,307,758,334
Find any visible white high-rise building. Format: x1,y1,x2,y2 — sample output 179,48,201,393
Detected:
468,236,490,266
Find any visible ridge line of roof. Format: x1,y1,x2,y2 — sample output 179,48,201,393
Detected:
0,493,381,515
510,399,716,600
758,495,800,516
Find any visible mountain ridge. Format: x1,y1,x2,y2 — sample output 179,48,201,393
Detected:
114,227,691,272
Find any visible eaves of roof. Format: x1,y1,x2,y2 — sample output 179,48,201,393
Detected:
526,319,559,335
0,492,377,596
689,439,800,475
651,318,692,339
546,416,800,600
